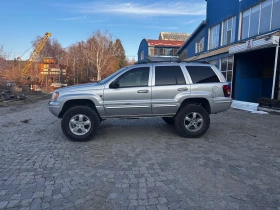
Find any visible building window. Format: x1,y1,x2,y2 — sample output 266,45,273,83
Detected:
260,0,272,34
149,47,159,56
222,16,236,46
196,37,204,53
149,47,154,56
241,0,280,40
166,48,172,56
221,56,234,82
156,48,179,56
159,48,166,56
141,51,144,60
209,60,219,69
209,24,220,50
154,48,158,56
272,0,280,30
241,9,250,39
250,4,261,37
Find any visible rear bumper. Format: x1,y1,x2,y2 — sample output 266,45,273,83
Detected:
211,98,232,114
48,101,61,117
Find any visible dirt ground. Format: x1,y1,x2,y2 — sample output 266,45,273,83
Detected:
0,92,52,108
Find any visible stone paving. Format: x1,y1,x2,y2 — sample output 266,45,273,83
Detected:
0,100,280,210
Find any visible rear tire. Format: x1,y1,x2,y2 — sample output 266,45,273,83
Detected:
61,106,100,141
174,104,210,138
162,117,174,125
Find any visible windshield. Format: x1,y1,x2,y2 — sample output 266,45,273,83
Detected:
97,67,128,85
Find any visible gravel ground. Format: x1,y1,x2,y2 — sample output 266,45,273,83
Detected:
0,99,280,210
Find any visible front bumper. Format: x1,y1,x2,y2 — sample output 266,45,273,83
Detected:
48,101,61,117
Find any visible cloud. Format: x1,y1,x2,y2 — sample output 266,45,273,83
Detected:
56,16,88,21
183,19,199,24
59,1,206,16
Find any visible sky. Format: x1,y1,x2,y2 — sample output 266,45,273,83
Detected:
0,0,206,60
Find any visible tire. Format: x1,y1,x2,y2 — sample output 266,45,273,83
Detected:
61,106,100,141
162,117,175,125
174,104,210,138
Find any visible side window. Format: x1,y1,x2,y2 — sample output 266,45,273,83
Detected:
118,67,149,88
186,66,220,84
155,66,186,86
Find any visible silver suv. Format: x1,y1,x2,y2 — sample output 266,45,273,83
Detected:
49,61,232,141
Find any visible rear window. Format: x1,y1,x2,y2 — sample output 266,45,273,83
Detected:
155,66,186,86
186,66,220,84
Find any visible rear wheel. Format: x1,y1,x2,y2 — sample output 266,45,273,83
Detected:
162,117,174,125
174,104,210,138
61,106,100,141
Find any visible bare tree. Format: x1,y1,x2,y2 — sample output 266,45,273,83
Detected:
32,37,66,65
85,30,122,81
1,30,129,88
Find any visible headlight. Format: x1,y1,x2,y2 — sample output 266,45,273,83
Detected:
52,92,59,100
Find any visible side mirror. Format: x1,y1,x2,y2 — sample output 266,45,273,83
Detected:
109,80,120,89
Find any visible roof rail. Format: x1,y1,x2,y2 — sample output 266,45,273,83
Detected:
135,59,209,65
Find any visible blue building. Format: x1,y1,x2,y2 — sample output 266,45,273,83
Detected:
178,0,280,103
138,32,190,62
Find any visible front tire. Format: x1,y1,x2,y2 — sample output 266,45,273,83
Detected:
61,106,100,141
174,105,210,138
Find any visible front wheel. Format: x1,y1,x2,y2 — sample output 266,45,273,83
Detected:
61,106,100,141
174,105,210,138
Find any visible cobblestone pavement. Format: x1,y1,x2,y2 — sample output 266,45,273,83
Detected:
0,100,280,210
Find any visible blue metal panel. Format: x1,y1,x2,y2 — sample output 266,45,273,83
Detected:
183,27,207,58
234,47,275,102
207,0,239,27
234,55,262,102
207,0,239,48
137,39,149,62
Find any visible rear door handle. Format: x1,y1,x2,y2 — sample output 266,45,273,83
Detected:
137,90,149,93
177,88,188,91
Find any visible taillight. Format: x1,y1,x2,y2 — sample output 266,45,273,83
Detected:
222,85,231,97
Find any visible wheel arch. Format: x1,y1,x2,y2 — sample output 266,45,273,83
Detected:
58,99,100,119
178,98,211,114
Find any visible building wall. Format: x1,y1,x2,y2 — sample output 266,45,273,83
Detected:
184,27,207,58
179,0,280,102
183,0,279,59
138,39,149,62
207,0,239,45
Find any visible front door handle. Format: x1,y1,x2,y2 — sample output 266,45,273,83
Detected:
137,90,149,93
178,88,188,91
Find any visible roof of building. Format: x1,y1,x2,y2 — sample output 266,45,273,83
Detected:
177,20,207,54
159,32,191,41
147,39,184,47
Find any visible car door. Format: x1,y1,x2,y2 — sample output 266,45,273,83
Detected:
151,65,191,115
103,66,152,117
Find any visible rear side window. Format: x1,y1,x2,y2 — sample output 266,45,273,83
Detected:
186,66,220,84
155,66,186,86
